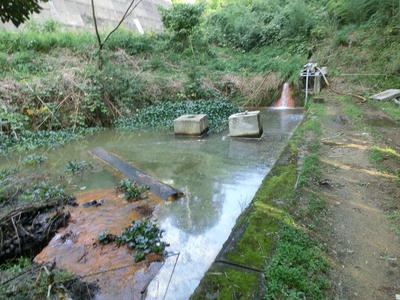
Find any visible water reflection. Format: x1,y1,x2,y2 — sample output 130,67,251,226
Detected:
0,108,303,300
145,109,303,300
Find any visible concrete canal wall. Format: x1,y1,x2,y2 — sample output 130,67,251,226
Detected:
1,0,171,32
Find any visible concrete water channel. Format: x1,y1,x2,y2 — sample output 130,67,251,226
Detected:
1,108,303,299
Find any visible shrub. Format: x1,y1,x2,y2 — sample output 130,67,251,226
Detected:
159,2,205,47
0,106,29,135
327,0,399,25
205,0,317,50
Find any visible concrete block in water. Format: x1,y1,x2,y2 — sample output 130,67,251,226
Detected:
174,114,208,135
370,89,400,101
229,111,262,137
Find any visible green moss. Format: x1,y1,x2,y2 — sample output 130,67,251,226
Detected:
191,266,259,300
225,164,297,268
225,208,278,268
255,164,297,202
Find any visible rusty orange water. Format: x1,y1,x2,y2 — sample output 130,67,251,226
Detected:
35,189,163,299
274,82,296,108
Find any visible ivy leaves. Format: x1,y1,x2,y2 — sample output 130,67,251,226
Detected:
98,220,168,262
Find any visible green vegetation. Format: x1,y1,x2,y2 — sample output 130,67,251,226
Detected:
370,101,400,121
0,0,48,27
1,0,399,298
265,225,329,299
225,164,295,269
21,154,47,166
20,182,68,202
0,257,72,298
194,98,329,298
298,154,321,187
191,266,260,300
116,178,149,200
98,220,168,262
0,128,101,155
64,160,90,174
342,99,363,120
115,100,242,133
0,257,96,299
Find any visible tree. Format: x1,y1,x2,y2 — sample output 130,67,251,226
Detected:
90,0,143,68
0,0,48,27
159,3,205,45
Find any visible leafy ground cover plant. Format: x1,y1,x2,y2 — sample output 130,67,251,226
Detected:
64,160,91,174
116,178,149,201
265,225,329,299
20,181,68,202
115,99,242,133
21,154,47,166
0,128,101,155
98,219,168,262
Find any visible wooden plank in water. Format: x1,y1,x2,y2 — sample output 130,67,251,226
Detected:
89,147,184,201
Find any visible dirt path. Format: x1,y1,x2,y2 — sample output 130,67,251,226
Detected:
318,97,400,299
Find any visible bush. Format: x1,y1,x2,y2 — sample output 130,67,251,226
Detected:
159,2,205,48
205,0,318,50
0,106,28,134
327,0,399,25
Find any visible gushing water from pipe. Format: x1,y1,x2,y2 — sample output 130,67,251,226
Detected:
273,82,295,109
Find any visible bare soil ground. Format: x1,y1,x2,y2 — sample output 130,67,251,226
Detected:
319,96,400,299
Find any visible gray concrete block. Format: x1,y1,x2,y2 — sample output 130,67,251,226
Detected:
229,111,262,138
371,89,400,101
174,114,208,136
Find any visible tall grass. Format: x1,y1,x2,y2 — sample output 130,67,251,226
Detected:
327,0,400,25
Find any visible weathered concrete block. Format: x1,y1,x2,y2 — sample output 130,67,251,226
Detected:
174,114,208,135
229,111,263,138
371,89,400,101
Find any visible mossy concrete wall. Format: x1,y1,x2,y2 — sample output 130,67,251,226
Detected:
1,0,171,32
190,145,297,300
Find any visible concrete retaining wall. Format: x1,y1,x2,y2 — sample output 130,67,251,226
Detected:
1,0,171,32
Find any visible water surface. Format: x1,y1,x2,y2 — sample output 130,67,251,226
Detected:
0,108,303,299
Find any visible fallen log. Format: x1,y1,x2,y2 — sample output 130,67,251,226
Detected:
89,147,184,201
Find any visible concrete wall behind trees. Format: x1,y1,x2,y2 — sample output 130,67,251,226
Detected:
1,0,171,32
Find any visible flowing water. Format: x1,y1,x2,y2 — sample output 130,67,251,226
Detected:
0,108,303,299
273,82,296,109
